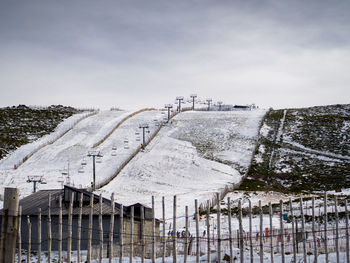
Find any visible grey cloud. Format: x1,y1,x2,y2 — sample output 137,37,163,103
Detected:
0,0,349,110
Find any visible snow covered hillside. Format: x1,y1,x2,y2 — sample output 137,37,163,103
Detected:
99,109,267,219
0,105,82,159
0,109,165,201
247,104,350,192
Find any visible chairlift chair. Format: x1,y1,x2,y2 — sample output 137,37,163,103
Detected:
124,144,129,149
112,146,117,151
111,150,117,156
96,156,102,163
78,166,85,173
81,159,87,166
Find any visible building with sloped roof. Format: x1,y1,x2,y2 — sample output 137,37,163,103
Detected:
0,185,159,252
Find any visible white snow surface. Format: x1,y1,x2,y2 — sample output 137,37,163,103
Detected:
0,111,91,169
283,138,350,160
0,109,165,201
0,109,266,216
99,110,267,220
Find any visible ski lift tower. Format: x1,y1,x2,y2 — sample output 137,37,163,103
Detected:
217,101,223,111
176,96,184,112
164,104,173,122
190,94,197,110
27,175,47,193
87,150,102,190
139,123,150,146
206,98,212,111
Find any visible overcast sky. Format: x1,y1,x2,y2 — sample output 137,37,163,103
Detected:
0,1,349,110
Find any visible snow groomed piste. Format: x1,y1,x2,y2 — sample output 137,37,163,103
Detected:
0,108,267,218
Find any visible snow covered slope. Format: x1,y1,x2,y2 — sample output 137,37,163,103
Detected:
0,109,165,200
99,109,267,218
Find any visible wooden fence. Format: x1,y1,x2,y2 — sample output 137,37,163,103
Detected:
1,188,350,262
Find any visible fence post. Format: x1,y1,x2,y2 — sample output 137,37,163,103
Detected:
109,193,115,263
173,195,177,263
269,202,274,263
87,193,94,263
130,206,134,263
324,193,329,263
279,200,285,263
38,207,41,263
120,204,124,263
217,193,221,263
248,200,253,263
27,216,31,263
78,193,83,263
228,197,233,263
58,196,62,263
300,196,307,263
259,200,263,263
335,196,340,263
67,192,73,263
152,196,155,263
207,200,211,263
185,206,188,263
289,198,296,263
162,196,166,263
239,200,244,263
99,194,103,262
0,188,20,263
48,193,52,263
141,206,145,263
18,206,22,263
346,200,349,263
312,197,318,263
195,199,200,263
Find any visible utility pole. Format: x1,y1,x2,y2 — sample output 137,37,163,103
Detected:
139,123,150,146
87,150,102,190
217,101,223,111
206,98,212,111
190,94,197,110
26,176,46,193
164,104,173,122
176,96,184,112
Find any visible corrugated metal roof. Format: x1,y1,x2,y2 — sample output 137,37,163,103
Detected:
1,186,156,221
17,186,122,216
